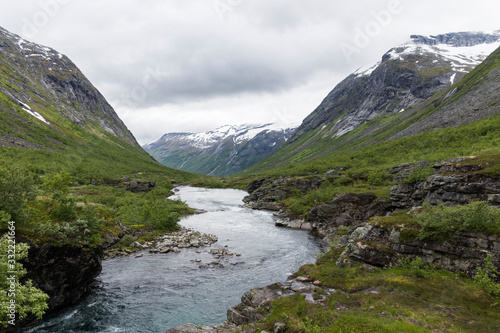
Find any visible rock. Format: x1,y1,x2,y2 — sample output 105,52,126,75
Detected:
131,241,146,249
388,161,434,182
21,243,103,312
244,177,324,211
163,323,218,333
390,159,500,209
127,180,156,193
325,169,339,177
305,193,389,241
339,224,500,277
247,178,269,194
227,283,286,326
274,322,286,333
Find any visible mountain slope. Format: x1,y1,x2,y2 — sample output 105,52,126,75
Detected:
0,26,192,180
243,32,500,173
144,124,295,176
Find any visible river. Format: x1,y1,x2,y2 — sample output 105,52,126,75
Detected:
25,187,323,333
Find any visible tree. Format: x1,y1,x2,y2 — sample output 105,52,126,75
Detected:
0,166,36,225
0,233,49,327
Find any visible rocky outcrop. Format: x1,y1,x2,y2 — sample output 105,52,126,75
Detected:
391,157,500,209
305,193,389,242
91,178,158,193
125,180,156,193
387,161,434,182
338,224,500,277
20,243,103,312
243,177,323,211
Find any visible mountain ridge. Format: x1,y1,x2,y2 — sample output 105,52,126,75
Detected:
144,124,295,176
0,26,139,150
244,31,500,173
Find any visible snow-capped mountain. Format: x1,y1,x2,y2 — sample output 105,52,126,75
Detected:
161,124,289,150
144,124,296,176
357,31,500,81
292,31,500,142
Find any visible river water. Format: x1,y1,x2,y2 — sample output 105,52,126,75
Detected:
25,187,323,333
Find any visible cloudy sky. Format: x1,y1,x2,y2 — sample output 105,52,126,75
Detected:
1,1,499,144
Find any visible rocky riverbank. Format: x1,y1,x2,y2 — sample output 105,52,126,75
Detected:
246,157,500,271
165,156,500,332
164,274,333,333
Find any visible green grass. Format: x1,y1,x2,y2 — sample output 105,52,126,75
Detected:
255,248,500,333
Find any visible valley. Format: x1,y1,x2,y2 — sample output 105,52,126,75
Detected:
0,23,500,333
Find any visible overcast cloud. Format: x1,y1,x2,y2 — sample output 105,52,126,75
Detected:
1,1,499,144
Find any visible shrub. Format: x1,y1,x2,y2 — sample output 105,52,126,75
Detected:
0,166,36,223
397,257,436,278
117,196,183,231
0,211,11,232
36,217,104,247
474,255,500,305
41,171,74,195
416,201,500,241
0,235,49,327
403,166,434,184
48,193,77,222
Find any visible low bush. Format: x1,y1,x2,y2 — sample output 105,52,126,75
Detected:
0,235,49,327
416,201,500,241
474,255,500,305
35,217,104,247
402,166,434,184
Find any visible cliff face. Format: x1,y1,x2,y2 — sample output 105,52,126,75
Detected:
0,26,138,148
293,32,500,141
21,243,103,312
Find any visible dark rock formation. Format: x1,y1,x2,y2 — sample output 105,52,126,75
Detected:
305,193,390,242
243,177,323,211
338,224,500,277
391,157,500,209
21,243,103,312
126,180,156,193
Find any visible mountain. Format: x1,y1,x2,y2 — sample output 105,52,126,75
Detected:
144,124,295,176
0,26,189,179
244,31,500,172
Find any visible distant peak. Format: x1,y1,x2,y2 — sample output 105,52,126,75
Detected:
410,31,500,47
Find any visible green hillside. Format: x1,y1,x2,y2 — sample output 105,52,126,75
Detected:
242,46,500,177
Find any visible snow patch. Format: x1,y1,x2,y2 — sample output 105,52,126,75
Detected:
354,61,380,77
186,124,287,149
450,73,457,84
386,35,500,74
17,100,49,124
